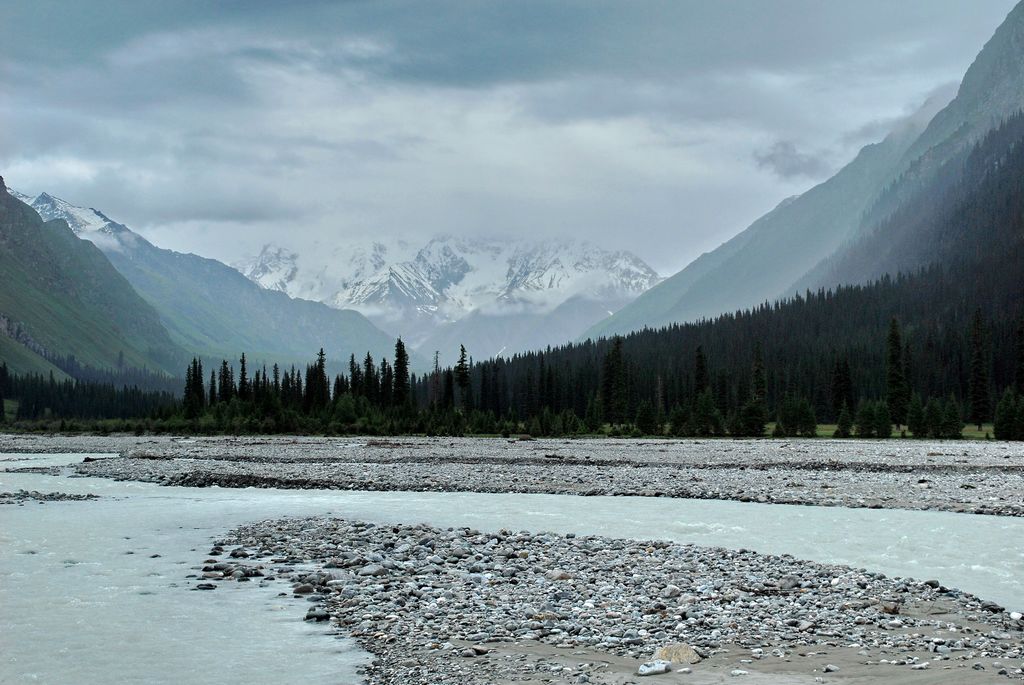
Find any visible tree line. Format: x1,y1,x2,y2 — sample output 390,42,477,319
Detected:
3,307,1023,439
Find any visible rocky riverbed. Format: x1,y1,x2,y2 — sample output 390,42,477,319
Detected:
0,489,99,504
197,517,1024,683
5,434,1014,516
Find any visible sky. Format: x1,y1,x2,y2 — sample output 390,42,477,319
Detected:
0,0,1018,275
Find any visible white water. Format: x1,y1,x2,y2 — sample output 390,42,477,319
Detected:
2,453,1022,685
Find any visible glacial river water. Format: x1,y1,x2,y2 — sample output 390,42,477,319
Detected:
1,452,1022,684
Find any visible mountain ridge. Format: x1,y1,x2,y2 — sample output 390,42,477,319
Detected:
13,189,413,372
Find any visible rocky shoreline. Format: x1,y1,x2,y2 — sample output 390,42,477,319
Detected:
11,434,1016,517
0,489,99,505
196,517,1024,683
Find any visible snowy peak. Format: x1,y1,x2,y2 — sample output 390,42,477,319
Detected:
232,244,300,294
27,192,118,235
11,189,139,254
234,235,661,347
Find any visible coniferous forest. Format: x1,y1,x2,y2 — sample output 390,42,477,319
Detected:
4,112,1024,440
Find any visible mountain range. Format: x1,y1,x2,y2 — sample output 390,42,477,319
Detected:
236,236,660,363
586,0,1024,340
3,189,408,376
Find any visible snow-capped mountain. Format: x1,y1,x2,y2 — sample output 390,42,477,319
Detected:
235,236,661,359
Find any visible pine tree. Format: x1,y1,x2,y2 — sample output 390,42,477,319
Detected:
693,345,709,397
886,318,909,427
692,389,722,436
834,405,853,438
363,352,378,404
237,353,250,401
797,397,817,437
668,403,688,436
854,400,875,438
967,309,990,430
1015,319,1024,393
906,393,925,437
393,338,410,407
601,337,627,425
830,357,854,421
455,345,471,410
635,400,657,435
994,389,1018,440
873,401,892,438
924,397,944,438
941,395,963,439
218,360,234,403
442,369,455,409
737,344,768,437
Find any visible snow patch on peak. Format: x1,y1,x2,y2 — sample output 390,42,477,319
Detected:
234,234,662,347
29,192,116,236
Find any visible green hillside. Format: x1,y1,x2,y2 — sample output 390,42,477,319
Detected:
0,180,183,376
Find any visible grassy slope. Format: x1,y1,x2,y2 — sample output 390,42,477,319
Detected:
0,186,183,375
0,336,69,378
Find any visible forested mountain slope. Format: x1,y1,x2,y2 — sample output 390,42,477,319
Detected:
473,118,1024,424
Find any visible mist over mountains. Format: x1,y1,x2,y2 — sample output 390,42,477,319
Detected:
586,1,1024,340
236,236,660,363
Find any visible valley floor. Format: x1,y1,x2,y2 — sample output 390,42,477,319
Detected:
3,433,1020,517
2,434,1023,683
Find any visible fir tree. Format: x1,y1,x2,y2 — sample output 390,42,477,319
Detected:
349,354,362,397
796,397,817,437
218,360,234,403
363,353,378,404
737,344,769,437
941,395,963,439
994,389,1019,440
601,337,627,425
393,338,410,407
967,309,990,430
635,399,658,435
854,400,875,438
442,369,455,409
1015,319,1024,393
873,401,892,438
237,353,250,401
454,345,471,410
924,397,944,438
906,393,925,438
886,318,909,427
692,389,722,436
830,357,854,421
693,345,709,397
668,403,689,436
834,405,853,438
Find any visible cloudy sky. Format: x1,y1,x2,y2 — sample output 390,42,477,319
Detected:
1,1,1017,274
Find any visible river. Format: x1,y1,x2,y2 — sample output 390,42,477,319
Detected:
2,452,1021,684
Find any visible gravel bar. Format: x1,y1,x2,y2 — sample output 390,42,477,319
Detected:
196,517,1024,683
3,434,1015,516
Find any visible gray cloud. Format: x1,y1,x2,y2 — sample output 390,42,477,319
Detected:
0,1,1018,274
754,141,834,179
